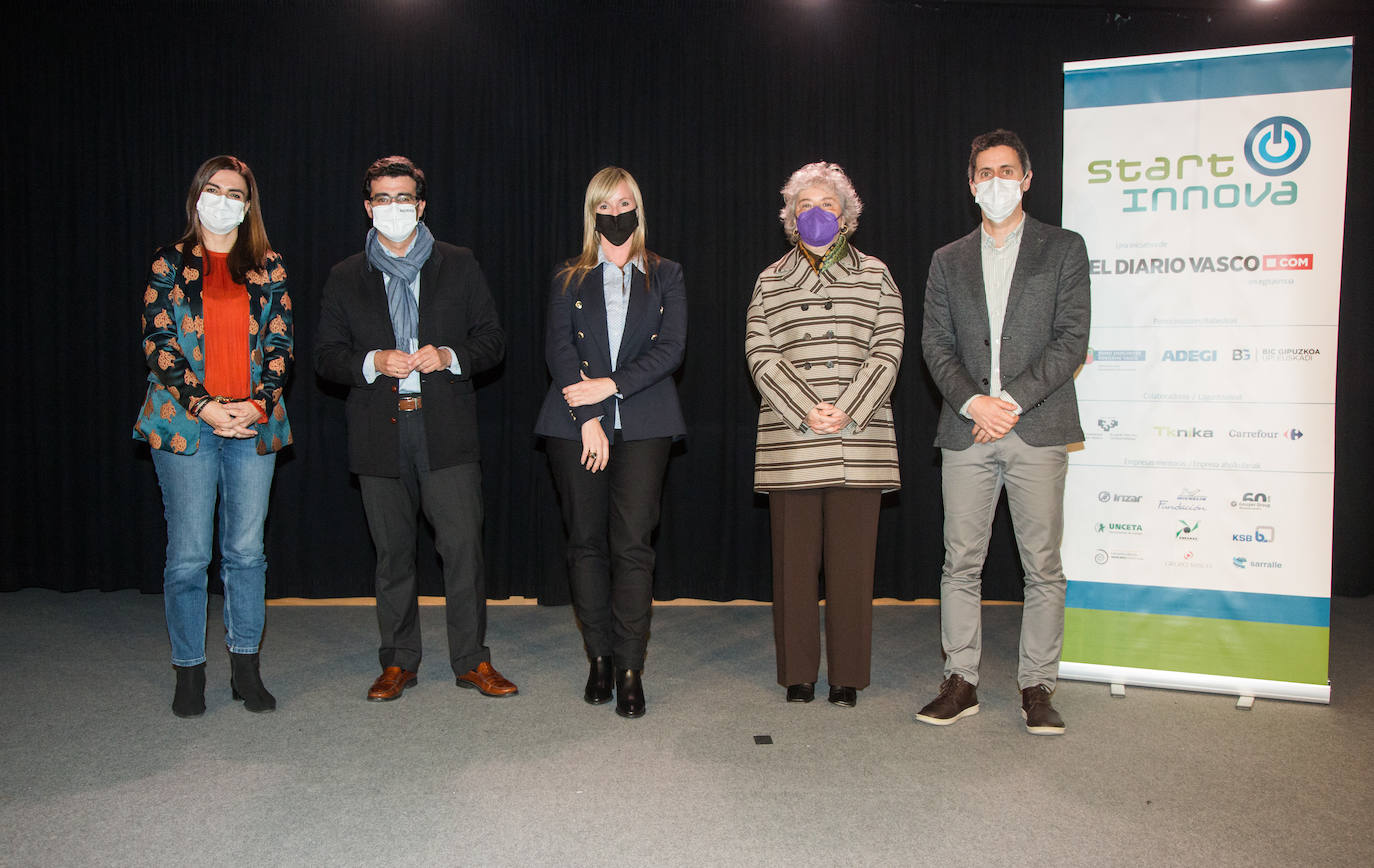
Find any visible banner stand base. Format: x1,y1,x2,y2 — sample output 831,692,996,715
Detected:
1060,662,1330,704
1236,695,1256,710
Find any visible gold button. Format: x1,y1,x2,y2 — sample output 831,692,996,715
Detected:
582,360,589,368
577,330,584,339
651,334,658,341
659,306,664,314
575,300,583,309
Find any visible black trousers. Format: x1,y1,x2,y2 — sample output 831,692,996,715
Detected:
358,409,489,677
547,434,671,670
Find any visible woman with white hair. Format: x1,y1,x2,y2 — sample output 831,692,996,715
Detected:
535,166,687,718
745,161,904,707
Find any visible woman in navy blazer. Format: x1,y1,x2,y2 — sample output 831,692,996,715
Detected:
534,166,687,718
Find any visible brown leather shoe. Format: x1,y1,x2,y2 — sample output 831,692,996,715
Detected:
456,661,518,697
1021,685,1066,735
367,666,417,702
914,673,980,725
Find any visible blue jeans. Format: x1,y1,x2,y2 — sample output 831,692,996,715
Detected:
151,420,277,666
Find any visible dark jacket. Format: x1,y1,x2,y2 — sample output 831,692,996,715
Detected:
534,256,687,442
315,240,504,476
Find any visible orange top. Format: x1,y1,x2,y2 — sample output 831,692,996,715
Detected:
202,250,253,404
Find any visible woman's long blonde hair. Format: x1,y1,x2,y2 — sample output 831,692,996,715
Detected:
557,166,654,292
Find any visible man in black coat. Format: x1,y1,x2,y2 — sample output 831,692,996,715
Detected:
316,156,517,702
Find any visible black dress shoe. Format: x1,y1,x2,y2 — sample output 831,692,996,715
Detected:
584,655,613,705
828,685,857,708
786,683,815,703
615,669,645,718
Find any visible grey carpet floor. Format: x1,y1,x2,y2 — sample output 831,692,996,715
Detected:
1,590,1370,867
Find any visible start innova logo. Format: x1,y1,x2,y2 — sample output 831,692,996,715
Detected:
1244,116,1312,177
1086,114,1309,212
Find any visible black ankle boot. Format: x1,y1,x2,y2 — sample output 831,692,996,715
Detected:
229,652,276,713
584,656,613,705
615,669,645,719
172,663,206,718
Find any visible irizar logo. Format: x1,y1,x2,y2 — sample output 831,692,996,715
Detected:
1244,116,1311,176
1098,490,1142,503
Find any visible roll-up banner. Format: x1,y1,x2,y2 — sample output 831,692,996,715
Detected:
1059,38,1352,703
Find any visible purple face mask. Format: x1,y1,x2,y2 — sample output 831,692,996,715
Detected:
796,206,840,247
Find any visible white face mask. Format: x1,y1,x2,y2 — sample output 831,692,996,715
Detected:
371,202,419,243
196,191,247,236
973,176,1025,223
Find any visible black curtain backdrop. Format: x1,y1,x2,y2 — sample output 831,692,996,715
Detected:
5,0,1369,602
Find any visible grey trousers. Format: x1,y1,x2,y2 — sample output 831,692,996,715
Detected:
939,431,1067,690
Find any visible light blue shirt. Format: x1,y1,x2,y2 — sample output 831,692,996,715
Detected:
362,235,461,394
959,215,1025,419
597,248,644,430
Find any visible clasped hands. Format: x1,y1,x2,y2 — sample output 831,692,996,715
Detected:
969,395,1019,444
376,346,452,379
200,400,261,439
806,402,851,435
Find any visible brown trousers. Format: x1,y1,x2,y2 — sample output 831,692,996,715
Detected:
769,487,881,689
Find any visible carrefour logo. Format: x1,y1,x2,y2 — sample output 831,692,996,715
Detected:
1244,116,1311,177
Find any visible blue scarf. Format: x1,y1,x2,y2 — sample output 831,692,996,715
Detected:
366,223,435,351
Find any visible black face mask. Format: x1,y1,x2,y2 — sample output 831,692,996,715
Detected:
595,209,639,246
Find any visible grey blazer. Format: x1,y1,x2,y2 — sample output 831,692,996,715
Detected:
921,215,1090,450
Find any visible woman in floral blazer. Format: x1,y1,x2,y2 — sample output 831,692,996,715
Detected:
132,155,293,718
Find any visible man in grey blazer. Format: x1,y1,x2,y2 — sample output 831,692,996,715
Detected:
917,130,1090,735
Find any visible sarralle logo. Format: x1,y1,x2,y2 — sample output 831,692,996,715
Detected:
1085,115,1305,213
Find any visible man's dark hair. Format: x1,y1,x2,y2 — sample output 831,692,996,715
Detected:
967,129,1032,180
363,155,427,200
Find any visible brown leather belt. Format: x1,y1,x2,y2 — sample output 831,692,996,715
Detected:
397,396,422,412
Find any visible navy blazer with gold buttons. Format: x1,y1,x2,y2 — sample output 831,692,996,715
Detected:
534,255,687,442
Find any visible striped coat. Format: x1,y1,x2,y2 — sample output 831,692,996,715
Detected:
746,245,903,492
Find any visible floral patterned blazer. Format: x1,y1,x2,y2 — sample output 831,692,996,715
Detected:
132,242,294,455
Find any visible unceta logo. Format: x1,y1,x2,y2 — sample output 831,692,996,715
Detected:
1244,116,1311,177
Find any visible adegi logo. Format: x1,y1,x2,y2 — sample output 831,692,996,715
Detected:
1160,349,1217,362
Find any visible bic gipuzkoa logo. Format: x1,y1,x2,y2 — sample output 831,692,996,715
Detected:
1086,116,1310,213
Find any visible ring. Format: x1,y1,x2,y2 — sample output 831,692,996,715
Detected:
588,452,597,458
